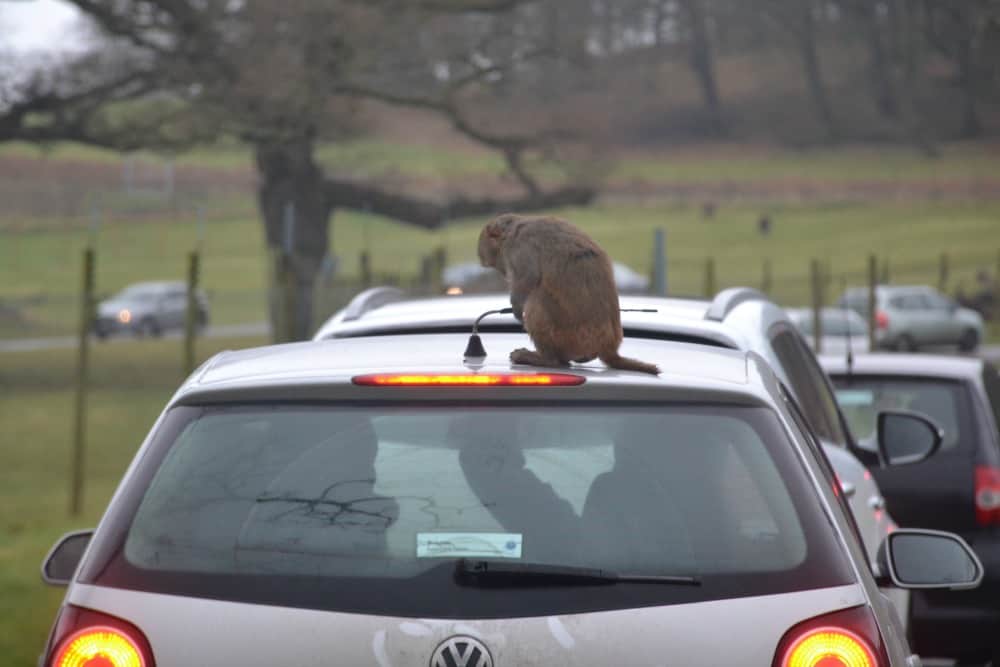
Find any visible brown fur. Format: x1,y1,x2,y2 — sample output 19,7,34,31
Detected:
478,213,660,375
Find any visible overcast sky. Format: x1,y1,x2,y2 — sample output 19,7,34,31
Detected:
1,0,81,53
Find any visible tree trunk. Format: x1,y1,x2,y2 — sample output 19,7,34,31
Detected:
681,0,725,135
797,4,839,141
955,17,982,138
864,2,899,118
255,137,332,342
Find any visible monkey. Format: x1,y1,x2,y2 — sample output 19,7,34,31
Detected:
477,213,660,375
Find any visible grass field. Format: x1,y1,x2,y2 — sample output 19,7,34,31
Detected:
0,334,268,667
2,198,999,339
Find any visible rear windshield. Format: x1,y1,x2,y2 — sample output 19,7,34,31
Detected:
831,378,970,452
84,402,852,617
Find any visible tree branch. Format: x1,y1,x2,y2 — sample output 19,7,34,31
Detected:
325,176,594,228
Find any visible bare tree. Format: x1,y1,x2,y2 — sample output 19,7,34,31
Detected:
0,0,597,340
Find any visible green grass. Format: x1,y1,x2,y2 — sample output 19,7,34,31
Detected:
6,138,1000,186
3,200,999,338
0,334,268,667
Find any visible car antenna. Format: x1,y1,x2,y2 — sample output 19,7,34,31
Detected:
842,276,854,383
464,307,513,360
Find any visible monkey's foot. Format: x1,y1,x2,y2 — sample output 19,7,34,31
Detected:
510,348,568,368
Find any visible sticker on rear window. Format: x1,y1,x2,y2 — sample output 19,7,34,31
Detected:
416,532,522,559
835,389,874,407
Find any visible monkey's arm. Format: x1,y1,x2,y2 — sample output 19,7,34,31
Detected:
505,246,541,322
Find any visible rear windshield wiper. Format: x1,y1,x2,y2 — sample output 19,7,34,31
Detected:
456,558,700,586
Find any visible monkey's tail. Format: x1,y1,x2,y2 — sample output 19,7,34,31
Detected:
599,351,660,375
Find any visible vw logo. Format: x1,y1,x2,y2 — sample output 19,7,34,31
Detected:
429,635,494,667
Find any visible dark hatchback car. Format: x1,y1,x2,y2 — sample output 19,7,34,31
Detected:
822,353,1000,666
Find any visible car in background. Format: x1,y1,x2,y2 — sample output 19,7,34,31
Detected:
786,306,871,355
314,286,945,630
838,285,984,352
94,281,208,339
822,353,1000,666
40,331,982,666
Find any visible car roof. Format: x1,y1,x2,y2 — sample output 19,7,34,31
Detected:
178,334,770,405
819,352,985,380
312,291,741,349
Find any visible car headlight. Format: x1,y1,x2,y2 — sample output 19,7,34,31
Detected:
117,309,132,324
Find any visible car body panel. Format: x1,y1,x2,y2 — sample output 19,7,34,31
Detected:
66,583,867,667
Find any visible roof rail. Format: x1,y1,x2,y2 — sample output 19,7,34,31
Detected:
340,286,407,322
704,287,769,322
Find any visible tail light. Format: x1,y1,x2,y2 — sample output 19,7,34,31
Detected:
875,310,889,330
43,605,154,667
773,605,888,667
975,465,1000,526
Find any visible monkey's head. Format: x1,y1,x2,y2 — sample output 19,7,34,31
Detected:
478,213,522,274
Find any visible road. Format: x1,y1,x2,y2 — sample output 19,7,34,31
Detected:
0,321,269,353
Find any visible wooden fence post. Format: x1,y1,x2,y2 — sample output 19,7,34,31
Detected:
360,250,372,289
183,250,200,375
761,259,772,295
70,247,95,517
704,257,716,298
880,257,890,285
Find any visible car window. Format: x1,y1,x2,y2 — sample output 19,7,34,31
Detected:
769,325,849,446
898,293,928,310
923,292,952,310
85,403,852,618
831,378,970,452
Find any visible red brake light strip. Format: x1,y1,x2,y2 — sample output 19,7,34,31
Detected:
352,373,585,386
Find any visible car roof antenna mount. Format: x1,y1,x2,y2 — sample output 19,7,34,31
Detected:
464,307,513,360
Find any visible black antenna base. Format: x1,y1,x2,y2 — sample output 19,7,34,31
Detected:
464,334,487,359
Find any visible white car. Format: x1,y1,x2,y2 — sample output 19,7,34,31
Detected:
42,329,980,667
315,287,946,631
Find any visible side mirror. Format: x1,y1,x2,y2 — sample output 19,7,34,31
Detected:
876,529,983,590
877,410,942,466
41,529,93,586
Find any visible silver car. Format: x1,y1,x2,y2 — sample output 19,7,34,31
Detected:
838,285,984,352
314,288,923,617
41,332,981,666
94,281,209,339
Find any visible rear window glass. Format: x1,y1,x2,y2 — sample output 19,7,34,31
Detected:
832,379,969,452
88,403,852,617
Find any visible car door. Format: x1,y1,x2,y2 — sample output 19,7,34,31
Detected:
895,291,934,344
830,375,978,532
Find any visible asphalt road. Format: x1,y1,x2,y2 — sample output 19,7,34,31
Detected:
0,321,269,353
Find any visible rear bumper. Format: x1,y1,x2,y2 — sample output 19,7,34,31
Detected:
909,529,1000,660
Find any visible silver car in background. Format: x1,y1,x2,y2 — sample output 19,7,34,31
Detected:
41,333,981,666
838,285,984,352
94,281,209,339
